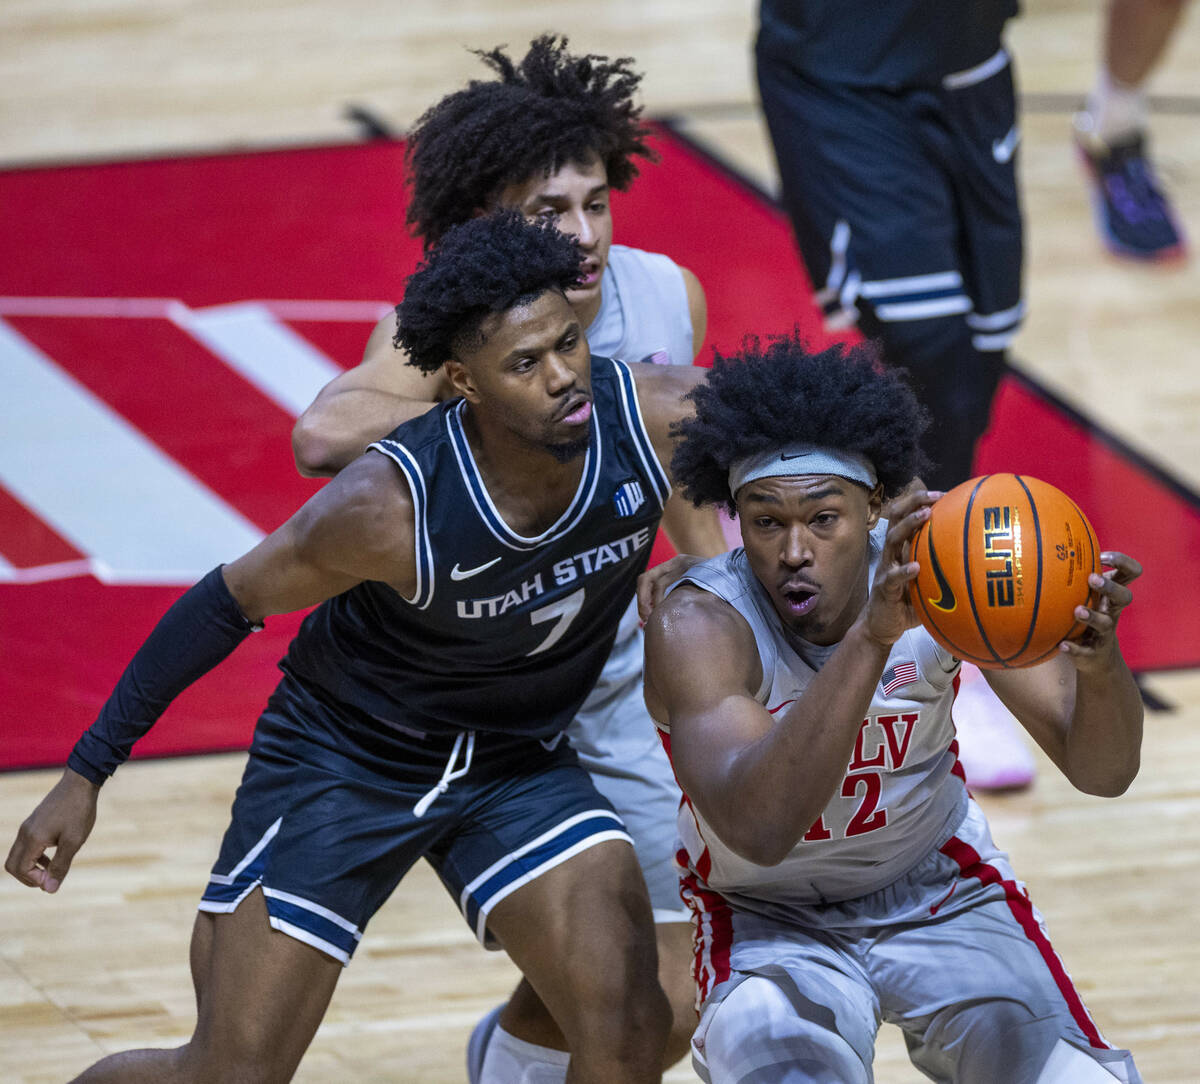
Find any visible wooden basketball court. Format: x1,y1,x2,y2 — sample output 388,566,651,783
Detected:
1,2,1198,1081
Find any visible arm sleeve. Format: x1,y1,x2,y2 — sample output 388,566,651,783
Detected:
67,566,261,784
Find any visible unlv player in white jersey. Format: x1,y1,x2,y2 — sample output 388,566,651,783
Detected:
642,333,1145,1083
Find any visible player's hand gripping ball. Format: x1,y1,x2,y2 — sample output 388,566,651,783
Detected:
907,474,1102,668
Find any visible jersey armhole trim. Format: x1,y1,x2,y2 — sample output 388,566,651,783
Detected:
366,439,435,609
610,357,672,506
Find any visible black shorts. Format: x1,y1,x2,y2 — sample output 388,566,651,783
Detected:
756,35,1025,352
199,674,631,963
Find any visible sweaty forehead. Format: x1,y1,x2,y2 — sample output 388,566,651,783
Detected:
739,475,861,506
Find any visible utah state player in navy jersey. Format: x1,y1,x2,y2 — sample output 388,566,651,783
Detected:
285,339,672,741
5,213,708,1083
291,37,724,1076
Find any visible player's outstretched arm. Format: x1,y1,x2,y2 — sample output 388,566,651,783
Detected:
983,551,1144,796
4,453,417,894
292,312,447,477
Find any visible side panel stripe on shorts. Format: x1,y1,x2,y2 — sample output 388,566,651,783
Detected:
680,865,733,1011
939,835,1111,1050
261,888,362,961
460,810,631,942
205,816,280,888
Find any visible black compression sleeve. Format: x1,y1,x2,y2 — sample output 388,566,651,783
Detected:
67,566,260,784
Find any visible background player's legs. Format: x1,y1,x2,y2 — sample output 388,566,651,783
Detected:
73,888,342,1083
484,839,670,1083
853,307,1006,492
478,919,694,1076
1075,0,1190,259
699,975,873,1084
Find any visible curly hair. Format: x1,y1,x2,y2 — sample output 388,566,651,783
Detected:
394,210,584,372
671,333,931,513
405,34,655,243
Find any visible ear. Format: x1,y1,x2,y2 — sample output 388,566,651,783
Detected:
865,483,885,528
444,359,479,403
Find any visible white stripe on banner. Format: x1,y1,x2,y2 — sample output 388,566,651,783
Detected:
875,296,973,322
0,317,264,583
169,301,345,417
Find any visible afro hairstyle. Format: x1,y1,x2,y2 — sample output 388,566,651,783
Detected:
405,34,654,243
394,209,584,373
671,333,931,513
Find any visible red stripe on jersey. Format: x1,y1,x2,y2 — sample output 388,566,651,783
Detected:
680,868,733,1011
939,835,1110,1050
948,672,968,783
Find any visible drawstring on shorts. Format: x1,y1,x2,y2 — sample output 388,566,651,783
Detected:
413,731,475,817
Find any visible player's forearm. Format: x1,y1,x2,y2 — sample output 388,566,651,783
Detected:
292,390,433,476
68,567,259,784
1061,652,1143,796
715,623,892,864
660,492,728,559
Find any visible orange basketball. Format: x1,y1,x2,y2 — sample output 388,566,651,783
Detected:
907,474,1102,669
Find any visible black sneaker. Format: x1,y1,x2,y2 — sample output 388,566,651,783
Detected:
1076,129,1187,263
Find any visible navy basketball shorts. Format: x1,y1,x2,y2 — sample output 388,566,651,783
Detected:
755,35,1025,356
685,799,1141,1083
199,674,632,964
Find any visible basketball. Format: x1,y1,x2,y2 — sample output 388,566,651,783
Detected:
907,474,1102,668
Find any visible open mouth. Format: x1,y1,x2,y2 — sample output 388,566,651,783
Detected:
577,260,602,287
781,582,818,618
557,395,592,427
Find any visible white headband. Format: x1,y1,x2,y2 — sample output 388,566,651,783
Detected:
728,443,878,495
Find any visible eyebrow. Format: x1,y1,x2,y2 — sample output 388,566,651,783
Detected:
501,320,582,363
528,183,609,204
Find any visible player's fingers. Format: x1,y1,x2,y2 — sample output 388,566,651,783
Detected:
1090,571,1134,617
4,826,52,889
1100,551,1143,585
884,501,934,555
42,836,83,893
1074,602,1115,636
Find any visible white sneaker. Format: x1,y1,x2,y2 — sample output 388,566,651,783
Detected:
952,663,1036,791
466,1004,505,1084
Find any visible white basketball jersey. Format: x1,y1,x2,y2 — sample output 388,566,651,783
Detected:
662,525,970,919
575,245,696,697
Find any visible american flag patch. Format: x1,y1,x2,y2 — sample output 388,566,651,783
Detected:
882,661,919,697
613,479,645,518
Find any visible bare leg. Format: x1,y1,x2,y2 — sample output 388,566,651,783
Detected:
498,918,696,1066
71,889,342,1083
487,839,670,1083
1106,0,1188,87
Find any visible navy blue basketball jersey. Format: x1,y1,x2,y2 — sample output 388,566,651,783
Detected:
282,355,671,740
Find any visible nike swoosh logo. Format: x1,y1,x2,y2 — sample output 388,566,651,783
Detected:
926,534,957,613
450,557,502,581
992,125,1020,164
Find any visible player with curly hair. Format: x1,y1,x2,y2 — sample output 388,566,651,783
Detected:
641,332,1146,1083
7,212,714,1084
292,35,725,1079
